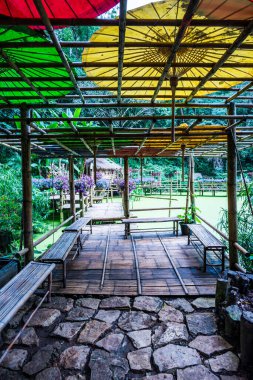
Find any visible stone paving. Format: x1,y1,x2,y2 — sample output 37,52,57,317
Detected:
0,295,249,379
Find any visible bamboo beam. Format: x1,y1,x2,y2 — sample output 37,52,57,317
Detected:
152,0,200,102
117,0,127,102
2,75,252,82
226,81,253,103
0,103,253,111
123,157,130,218
0,62,252,69
3,85,252,92
227,102,238,269
186,20,253,102
68,156,76,221
20,105,34,264
1,41,253,49
0,18,248,27
33,0,85,103
109,122,116,156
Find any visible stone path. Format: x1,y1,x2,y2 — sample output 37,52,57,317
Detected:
0,295,249,379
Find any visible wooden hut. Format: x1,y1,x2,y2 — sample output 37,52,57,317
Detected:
85,158,122,180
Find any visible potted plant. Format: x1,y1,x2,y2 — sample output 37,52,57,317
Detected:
177,206,200,235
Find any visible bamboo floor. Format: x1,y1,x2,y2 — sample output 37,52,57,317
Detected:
52,223,221,296
85,201,124,221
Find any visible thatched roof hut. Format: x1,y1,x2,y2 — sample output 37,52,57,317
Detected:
85,158,122,179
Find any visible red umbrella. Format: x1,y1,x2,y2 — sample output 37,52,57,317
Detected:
0,0,119,21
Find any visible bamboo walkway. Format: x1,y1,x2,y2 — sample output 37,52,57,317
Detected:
52,224,220,296
86,201,124,221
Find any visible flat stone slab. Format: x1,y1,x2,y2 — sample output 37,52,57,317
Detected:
53,322,84,340
153,344,201,371
66,306,95,321
65,376,86,380
76,297,101,310
20,327,39,346
26,308,61,327
133,375,173,380
205,351,240,373
158,304,184,323
0,368,27,380
35,367,62,380
186,313,217,335
0,349,27,370
133,296,163,312
166,298,194,313
89,349,129,380
60,346,90,370
43,296,74,312
127,347,152,371
220,376,248,380
192,297,216,309
23,343,61,376
95,309,121,324
177,365,219,380
127,329,151,349
118,311,156,331
100,296,131,309
96,333,124,352
78,320,111,344
189,335,232,356
153,323,189,347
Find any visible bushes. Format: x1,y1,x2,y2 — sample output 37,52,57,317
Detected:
0,165,51,251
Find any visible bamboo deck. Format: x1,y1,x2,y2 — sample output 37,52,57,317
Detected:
52,224,221,296
86,202,124,221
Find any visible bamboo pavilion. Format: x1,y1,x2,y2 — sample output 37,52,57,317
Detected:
0,0,252,283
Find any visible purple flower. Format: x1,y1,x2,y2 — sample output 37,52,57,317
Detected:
53,176,69,191
113,178,136,193
74,175,94,194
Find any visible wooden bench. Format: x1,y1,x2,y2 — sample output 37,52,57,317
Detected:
64,217,92,234
122,217,181,239
186,224,226,272
0,262,55,333
40,232,81,287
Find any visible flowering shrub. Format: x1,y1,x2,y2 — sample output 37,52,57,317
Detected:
53,176,69,191
113,178,136,193
96,178,109,189
75,175,94,194
32,178,52,191
96,172,103,180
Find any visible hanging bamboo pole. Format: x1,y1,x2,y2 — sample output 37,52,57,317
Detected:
181,144,186,181
227,102,238,269
68,156,76,221
185,158,191,223
20,105,34,264
190,154,196,222
123,157,130,218
59,189,64,223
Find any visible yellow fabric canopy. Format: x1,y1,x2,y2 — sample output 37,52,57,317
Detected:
82,0,253,100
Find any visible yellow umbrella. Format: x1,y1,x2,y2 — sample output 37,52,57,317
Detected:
82,0,253,100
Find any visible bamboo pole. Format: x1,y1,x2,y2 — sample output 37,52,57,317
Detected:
93,146,97,186
20,105,34,264
59,189,64,223
140,158,143,185
68,156,76,222
190,154,196,222
227,102,238,269
123,157,130,218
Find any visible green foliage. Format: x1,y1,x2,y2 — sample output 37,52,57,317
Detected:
177,206,201,224
218,184,253,271
0,164,51,252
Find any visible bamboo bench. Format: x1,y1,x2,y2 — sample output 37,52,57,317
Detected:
122,217,181,239
40,232,81,287
0,262,55,333
186,224,226,272
64,216,92,234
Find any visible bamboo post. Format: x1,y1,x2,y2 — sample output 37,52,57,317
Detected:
21,105,34,264
190,154,196,222
181,144,186,181
93,146,97,186
68,156,76,221
227,102,238,269
85,194,89,211
123,157,130,218
185,158,191,222
59,189,64,223
140,157,143,185
168,180,172,217
80,192,85,217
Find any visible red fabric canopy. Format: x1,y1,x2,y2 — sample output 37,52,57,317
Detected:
0,0,119,20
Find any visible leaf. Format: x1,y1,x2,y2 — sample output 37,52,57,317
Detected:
62,112,70,128
73,108,82,127
14,115,21,129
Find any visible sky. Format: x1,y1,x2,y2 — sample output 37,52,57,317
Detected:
127,0,161,11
